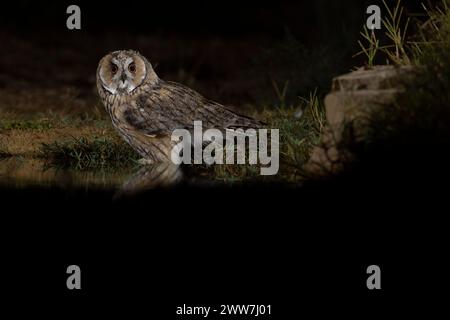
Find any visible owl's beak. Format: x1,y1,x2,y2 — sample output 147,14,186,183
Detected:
118,73,128,90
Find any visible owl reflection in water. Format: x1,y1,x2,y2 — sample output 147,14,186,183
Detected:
96,50,263,164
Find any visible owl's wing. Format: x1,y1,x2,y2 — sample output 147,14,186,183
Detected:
123,81,263,137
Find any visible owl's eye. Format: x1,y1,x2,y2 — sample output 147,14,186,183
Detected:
111,63,118,74
128,63,136,73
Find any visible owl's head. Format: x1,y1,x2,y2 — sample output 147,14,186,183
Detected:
97,50,157,95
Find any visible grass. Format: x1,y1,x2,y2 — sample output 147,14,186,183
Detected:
0,118,53,130
365,1,450,139
357,26,379,67
0,110,110,131
355,0,413,66
267,90,325,176
381,0,412,65
40,137,139,171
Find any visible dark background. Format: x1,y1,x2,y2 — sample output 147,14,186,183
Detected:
0,0,427,36
2,184,447,317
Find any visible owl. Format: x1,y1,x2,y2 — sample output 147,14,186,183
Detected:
96,50,263,163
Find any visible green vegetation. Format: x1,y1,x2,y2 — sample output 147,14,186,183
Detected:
381,0,412,65
357,26,380,67
356,0,450,67
0,118,53,130
355,0,412,66
265,90,325,179
200,90,325,183
0,110,109,131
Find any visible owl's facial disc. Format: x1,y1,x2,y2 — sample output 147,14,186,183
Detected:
100,53,147,95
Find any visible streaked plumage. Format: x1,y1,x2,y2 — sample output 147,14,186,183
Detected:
97,50,262,163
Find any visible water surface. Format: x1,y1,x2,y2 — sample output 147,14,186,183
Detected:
0,158,184,194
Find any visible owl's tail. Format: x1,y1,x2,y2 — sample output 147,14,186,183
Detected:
225,111,265,130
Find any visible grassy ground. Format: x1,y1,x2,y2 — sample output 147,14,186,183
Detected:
0,113,111,156
0,112,137,163
202,91,325,183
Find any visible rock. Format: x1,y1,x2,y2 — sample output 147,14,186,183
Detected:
293,107,304,119
305,65,418,175
331,65,416,91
